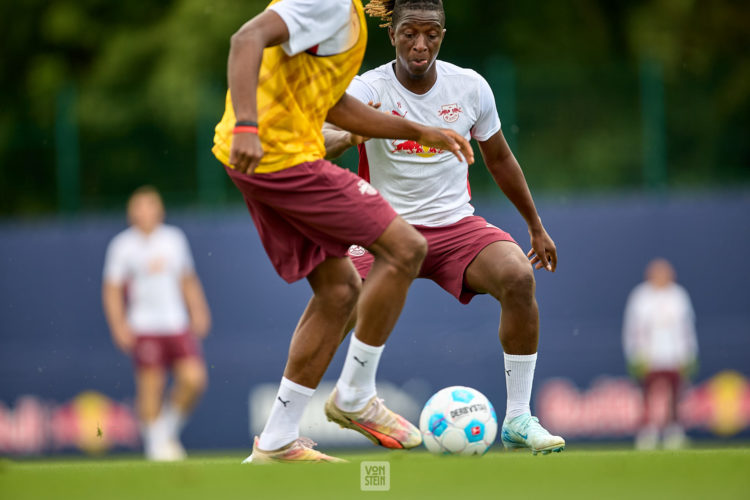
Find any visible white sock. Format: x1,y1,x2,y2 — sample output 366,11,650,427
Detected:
504,352,538,420
160,403,187,440
335,334,384,412
257,377,315,451
140,420,163,458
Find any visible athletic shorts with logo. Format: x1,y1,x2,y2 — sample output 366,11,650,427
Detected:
225,160,398,283
133,331,203,369
348,215,517,304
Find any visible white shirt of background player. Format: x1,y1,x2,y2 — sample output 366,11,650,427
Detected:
623,280,698,370
104,224,195,335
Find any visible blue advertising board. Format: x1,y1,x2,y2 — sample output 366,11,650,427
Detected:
1,191,749,454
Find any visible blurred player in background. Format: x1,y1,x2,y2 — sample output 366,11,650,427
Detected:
212,0,473,463
623,258,698,450
102,186,211,461
322,0,565,455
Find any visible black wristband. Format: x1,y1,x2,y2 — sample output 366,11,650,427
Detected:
235,120,258,128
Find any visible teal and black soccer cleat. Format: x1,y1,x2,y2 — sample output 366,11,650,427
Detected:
501,413,565,455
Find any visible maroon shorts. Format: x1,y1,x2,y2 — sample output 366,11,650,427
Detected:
348,215,517,304
225,161,398,283
133,331,203,370
642,370,684,425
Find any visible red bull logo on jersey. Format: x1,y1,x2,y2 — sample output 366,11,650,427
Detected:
438,103,462,123
391,140,443,158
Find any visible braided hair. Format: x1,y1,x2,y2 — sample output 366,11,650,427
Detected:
365,0,445,28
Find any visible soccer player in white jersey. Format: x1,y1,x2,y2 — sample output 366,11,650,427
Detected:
623,258,698,449
103,186,211,461
322,0,565,454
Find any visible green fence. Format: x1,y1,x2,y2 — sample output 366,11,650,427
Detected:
2,58,746,215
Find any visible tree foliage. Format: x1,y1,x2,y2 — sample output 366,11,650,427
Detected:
1,0,748,214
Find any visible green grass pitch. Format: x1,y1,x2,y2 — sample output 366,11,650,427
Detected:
2,448,748,500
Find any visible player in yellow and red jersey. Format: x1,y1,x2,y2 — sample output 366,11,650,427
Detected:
213,0,474,463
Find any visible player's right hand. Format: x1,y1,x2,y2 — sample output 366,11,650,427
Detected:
230,132,264,175
418,127,474,165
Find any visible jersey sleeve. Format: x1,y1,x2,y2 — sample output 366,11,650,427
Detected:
621,286,644,363
678,286,699,359
103,236,127,285
268,0,352,56
174,229,196,276
470,75,502,142
346,75,378,104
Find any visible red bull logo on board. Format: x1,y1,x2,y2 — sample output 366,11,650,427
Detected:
0,391,139,455
535,370,750,438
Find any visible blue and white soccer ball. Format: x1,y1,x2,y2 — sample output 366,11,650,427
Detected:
419,386,498,455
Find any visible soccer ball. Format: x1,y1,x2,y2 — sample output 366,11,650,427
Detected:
419,386,498,455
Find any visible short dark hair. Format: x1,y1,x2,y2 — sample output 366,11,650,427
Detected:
365,0,445,28
128,185,162,207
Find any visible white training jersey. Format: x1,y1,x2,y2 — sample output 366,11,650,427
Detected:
268,0,358,57
103,224,195,335
347,60,501,226
622,282,698,370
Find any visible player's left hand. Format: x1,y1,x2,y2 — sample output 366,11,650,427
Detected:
681,358,699,380
628,360,648,380
418,127,474,165
191,314,211,339
527,225,557,272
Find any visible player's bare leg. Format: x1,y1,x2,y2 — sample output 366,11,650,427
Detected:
283,257,362,387
465,240,564,454
171,358,207,413
340,305,358,344
355,216,426,347
159,358,207,457
135,367,170,460
135,367,167,424
248,257,360,463
326,217,426,449
465,241,538,355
